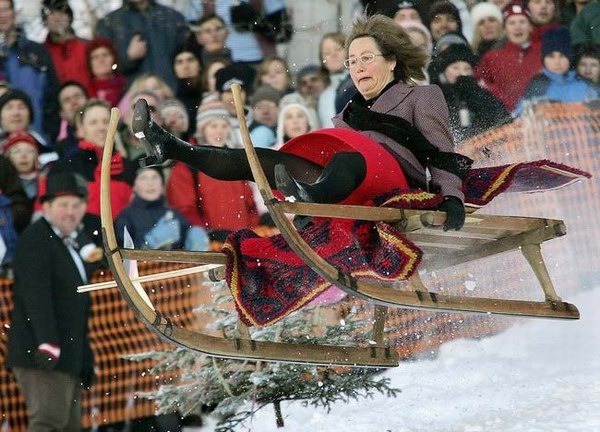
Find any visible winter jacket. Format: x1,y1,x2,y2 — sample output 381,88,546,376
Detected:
2,30,60,144
440,76,511,142
6,217,94,384
95,0,189,89
89,74,128,107
114,194,190,249
513,69,600,116
475,40,542,111
45,36,92,91
333,82,465,201
318,70,349,128
570,2,600,45
0,154,32,232
166,162,259,232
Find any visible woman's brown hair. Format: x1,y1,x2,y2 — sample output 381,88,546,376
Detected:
346,14,428,83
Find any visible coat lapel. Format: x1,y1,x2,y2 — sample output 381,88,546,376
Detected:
371,82,414,114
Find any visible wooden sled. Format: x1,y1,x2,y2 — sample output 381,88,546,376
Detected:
97,86,578,368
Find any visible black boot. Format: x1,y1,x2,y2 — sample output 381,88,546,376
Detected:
132,98,183,167
274,164,314,202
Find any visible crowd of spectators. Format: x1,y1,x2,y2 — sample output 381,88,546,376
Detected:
0,0,598,429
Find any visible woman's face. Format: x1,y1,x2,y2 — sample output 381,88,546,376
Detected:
6,142,37,175
134,168,163,202
504,15,532,45
283,107,309,139
79,105,110,147
0,100,30,132
201,118,230,146
348,37,396,100
478,17,503,42
321,38,346,73
197,17,228,53
261,60,289,92
577,56,600,83
444,61,473,84
430,13,459,41
527,0,556,25
90,46,115,79
174,51,201,79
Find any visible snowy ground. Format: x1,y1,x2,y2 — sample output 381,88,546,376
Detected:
200,287,600,432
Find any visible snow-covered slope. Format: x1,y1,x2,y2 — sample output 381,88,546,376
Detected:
234,287,600,432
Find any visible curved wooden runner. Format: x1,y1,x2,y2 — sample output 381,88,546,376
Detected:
228,84,579,321
100,107,399,367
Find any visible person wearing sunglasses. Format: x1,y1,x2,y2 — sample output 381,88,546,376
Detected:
132,14,469,231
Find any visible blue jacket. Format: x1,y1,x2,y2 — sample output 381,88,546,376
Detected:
96,0,189,89
514,69,600,116
2,30,60,144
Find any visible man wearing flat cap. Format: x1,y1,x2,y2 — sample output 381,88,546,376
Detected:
6,172,96,431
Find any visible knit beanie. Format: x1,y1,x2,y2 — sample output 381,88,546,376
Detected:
429,1,463,32
195,97,230,132
275,101,316,147
471,2,503,27
3,130,41,154
249,84,282,107
502,3,531,25
542,27,573,61
215,63,256,93
0,89,34,122
438,44,479,72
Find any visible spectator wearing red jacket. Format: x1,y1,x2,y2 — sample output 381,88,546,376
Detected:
475,3,542,111
86,37,127,108
42,0,91,91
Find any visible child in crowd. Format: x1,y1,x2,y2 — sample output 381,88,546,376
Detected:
437,44,510,141
86,37,127,107
115,167,208,251
254,56,293,94
3,131,42,205
514,27,599,116
276,101,315,147
166,98,259,235
248,84,281,149
574,43,600,84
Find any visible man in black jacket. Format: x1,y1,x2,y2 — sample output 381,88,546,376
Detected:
6,172,95,431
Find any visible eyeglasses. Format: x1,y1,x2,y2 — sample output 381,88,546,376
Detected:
343,53,384,69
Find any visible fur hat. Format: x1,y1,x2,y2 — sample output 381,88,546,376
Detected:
502,3,531,24
215,63,256,93
437,44,479,72
3,130,41,154
471,2,503,27
40,172,88,203
542,27,573,61
249,84,281,107
429,1,462,32
0,89,34,122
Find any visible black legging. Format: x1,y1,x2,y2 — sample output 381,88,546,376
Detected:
162,132,367,204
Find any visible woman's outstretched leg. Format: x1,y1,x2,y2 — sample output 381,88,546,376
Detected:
132,98,366,203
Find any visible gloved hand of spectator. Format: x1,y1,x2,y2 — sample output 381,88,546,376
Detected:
34,343,60,370
185,226,210,251
144,212,181,249
437,196,465,231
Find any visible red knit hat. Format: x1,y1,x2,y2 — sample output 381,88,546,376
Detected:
3,130,41,154
502,3,531,24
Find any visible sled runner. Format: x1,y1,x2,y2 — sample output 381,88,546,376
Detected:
96,84,579,368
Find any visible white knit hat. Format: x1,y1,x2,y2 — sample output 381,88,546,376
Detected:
275,101,316,148
471,2,503,27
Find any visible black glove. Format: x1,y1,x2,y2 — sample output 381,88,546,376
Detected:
34,343,60,370
437,196,465,231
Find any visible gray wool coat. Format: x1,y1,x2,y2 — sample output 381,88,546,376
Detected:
332,82,465,202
